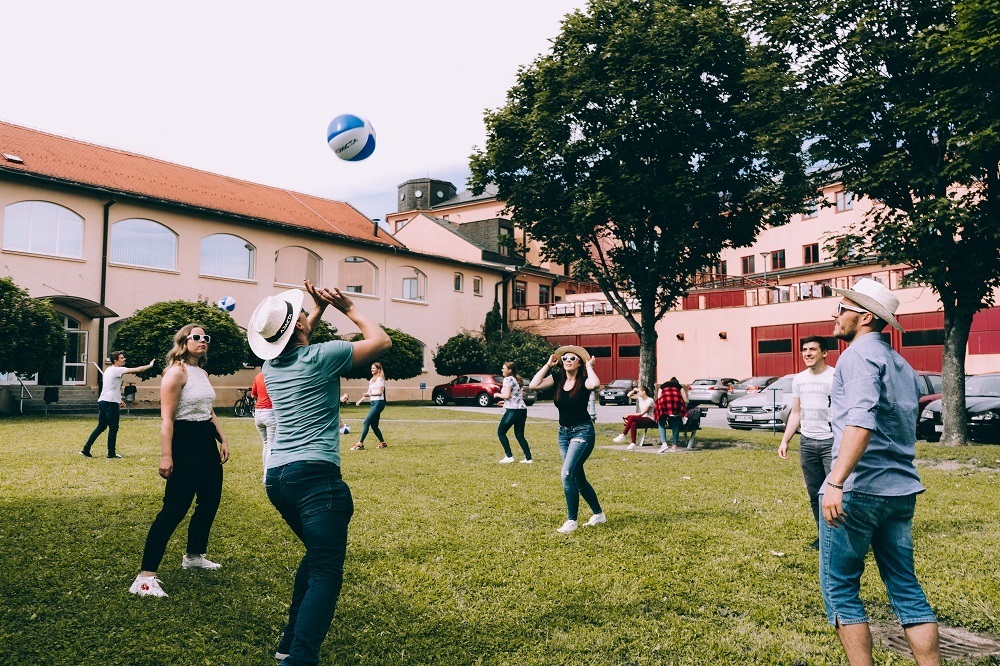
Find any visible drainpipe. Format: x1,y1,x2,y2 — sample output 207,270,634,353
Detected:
494,266,520,330
97,199,115,389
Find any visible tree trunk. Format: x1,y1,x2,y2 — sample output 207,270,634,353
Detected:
940,305,972,446
637,298,658,391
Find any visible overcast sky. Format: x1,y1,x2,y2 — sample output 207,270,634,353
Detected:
3,0,587,222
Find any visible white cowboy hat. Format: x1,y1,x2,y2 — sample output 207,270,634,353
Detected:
831,278,906,333
247,288,305,360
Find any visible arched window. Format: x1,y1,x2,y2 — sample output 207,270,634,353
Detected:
396,266,427,301
3,201,84,258
201,234,255,280
339,256,377,295
275,246,321,286
110,218,177,270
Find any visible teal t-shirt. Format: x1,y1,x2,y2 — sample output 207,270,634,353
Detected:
263,340,354,469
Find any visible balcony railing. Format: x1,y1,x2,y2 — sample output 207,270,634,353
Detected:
509,298,641,321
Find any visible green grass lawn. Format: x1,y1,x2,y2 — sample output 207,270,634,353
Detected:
1,408,997,665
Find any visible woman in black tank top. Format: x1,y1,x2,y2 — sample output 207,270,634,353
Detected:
530,346,606,534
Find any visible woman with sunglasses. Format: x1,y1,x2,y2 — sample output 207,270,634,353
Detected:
130,324,229,598
530,345,605,533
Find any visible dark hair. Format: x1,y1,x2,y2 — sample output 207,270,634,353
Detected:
109,350,125,362
553,364,586,402
503,361,523,385
641,385,652,397
868,317,889,332
800,335,829,352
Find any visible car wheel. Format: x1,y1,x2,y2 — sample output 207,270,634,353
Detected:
599,399,606,406
924,434,941,443
433,393,447,406
524,399,536,406
477,392,492,408
718,396,729,408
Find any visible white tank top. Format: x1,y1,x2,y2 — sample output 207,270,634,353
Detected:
175,364,216,421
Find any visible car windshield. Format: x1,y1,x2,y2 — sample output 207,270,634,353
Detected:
966,376,1000,397
764,377,794,392
492,376,504,384
607,380,632,389
692,379,716,386
737,377,772,388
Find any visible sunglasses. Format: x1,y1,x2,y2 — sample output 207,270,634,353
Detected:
188,334,212,343
561,354,580,363
836,303,869,317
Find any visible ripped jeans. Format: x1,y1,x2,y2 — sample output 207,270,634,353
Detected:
557,422,602,521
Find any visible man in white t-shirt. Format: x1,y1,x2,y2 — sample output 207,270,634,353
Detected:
81,351,155,458
778,335,835,550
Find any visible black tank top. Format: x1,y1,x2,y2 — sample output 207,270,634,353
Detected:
554,383,591,427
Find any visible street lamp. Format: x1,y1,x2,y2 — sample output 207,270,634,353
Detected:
760,252,770,304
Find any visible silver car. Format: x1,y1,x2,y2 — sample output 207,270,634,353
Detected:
726,375,795,430
687,377,739,408
730,376,780,401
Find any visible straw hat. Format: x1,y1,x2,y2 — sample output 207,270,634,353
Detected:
247,288,305,360
831,278,905,333
553,345,591,363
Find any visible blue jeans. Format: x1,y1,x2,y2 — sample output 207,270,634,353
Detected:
498,409,531,459
657,415,683,447
266,461,354,666
557,422,601,521
799,436,832,528
83,400,121,456
359,400,385,443
819,491,936,627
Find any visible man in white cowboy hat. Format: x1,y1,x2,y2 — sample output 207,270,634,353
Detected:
249,280,390,666
821,278,940,664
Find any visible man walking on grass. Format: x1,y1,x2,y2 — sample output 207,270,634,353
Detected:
822,278,940,665
248,281,390,666
777,335,835,550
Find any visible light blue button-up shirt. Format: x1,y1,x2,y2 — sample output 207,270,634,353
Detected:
829,331,925,496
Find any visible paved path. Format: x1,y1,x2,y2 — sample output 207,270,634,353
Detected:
431,401,734,428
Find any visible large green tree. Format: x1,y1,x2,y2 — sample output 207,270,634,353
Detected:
342,326,422,381
111,300,247,377
470,0,811,390
0,277,67,379
432,328,554,378
746,0,1000,445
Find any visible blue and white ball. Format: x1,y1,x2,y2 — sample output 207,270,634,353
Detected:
327,114,376,161
217,296,236,312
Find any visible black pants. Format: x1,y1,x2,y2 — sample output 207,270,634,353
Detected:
140,420,223,572
83,401,120,456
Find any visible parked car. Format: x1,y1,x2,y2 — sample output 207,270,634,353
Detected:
687,377,739,408
727,375,795,430
918,373,1000,443
730,376,781,401
598,379,637,406
431,374,537,408
915,370,944,412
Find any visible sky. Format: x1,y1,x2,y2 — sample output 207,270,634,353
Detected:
2,0,588,223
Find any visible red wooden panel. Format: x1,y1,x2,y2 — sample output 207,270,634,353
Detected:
683,295,699,310
580,334,613,346
616,358,640,380
547,335,577,347
593,358,613,378
616,333,640,347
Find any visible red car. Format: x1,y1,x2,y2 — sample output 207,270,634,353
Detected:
431,374,537,407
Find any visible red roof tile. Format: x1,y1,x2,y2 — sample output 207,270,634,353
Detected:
0,121,401,248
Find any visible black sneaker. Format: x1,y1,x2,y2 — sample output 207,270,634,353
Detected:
80,450,92,458
108,454,122,459
807,538,820,551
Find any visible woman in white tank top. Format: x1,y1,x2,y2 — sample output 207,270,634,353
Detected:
130,324,229,599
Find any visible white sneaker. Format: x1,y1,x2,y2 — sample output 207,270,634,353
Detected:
519,458,534,464
129,574,168,598
626,442,636,450
182,554,222,570
612,433,628,444
585,513,607,527
557,519,579,534
275,651,290,661
657,443,670,454
499,456,515,464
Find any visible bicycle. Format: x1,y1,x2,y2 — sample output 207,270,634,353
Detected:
234,387,255,417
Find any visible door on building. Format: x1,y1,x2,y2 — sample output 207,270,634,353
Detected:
62,315,88,385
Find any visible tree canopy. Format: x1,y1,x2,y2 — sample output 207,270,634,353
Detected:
0,277,67,378
433,328,554,379
745,0,1000,444
470,0,811,388
111,300,247,377
342,326,422,381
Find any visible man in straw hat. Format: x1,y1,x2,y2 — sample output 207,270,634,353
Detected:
248,280,390,666
821,278,940,664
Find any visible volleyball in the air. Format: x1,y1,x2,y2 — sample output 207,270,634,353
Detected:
327,114,376,161
217,296,236,312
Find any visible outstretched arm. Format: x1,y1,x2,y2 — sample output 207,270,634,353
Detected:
529,354,560,391
125,359,156,375
311,285,391,368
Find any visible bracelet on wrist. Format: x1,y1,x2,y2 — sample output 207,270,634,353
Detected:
826,481,844,490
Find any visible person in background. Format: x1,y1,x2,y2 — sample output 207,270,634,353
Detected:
613,385,656,449
777,336,835,550
80,352,155,459
129,325,228,598
530,345,605,534
654,378,688,453
252,370,276,480
248,281,390,665
496,361,533,464
352,362,387,450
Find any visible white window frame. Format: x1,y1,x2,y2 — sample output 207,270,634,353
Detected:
110,218,178,271
3,201,84,259
200,234,256,281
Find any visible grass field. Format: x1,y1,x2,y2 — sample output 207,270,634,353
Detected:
1,405,998,665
